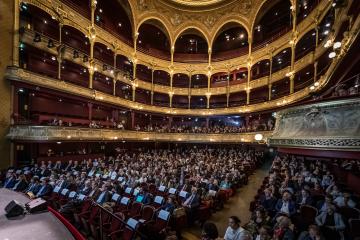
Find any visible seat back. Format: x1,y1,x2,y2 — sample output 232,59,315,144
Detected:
349,218,360,239
129,202,143,216
68,191,77,199
122,218,139,240
154,196,164,205
168,188,177,195
111,193,121,202
141,205,155,221
120,197,131,207
300,205,318,224
156,210,171,230
110,212,125,232
339,207,360,222
61,188,70,196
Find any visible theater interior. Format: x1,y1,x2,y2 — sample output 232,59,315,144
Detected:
0,0,359,239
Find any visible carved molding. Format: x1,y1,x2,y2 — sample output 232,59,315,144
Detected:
269,98,360,150
7,125,272,143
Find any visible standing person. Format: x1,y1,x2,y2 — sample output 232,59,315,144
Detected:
224,216,251,240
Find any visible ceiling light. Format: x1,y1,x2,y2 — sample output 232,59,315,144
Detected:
323,30,329,35
306,72,310,75
332,2,336,7
118,23,122,27
314,82,319,86
239,33,245,39
325,23,331,27
310,85,315,90
51,56,56,61
18,88,24,93
328,52,336,58
275,12,278,16
44,20,47,24
312,32,316,36
56,142,61,144
52,16,56,20
99,8,102,13
47,39,54,48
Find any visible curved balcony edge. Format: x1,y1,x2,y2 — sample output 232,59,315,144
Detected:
7,125,272,143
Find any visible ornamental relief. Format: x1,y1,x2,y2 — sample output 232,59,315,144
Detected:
272,99,360,140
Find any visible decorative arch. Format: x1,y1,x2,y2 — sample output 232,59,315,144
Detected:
210,18,250,47
136,16,174,45
173,26,210,49
250,0,283,35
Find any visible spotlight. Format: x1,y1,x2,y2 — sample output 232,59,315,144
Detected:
103,64,108,71
83,55,88,62
73,50,79,59
33,33,41,42
47,39,54,48
254,134,263,141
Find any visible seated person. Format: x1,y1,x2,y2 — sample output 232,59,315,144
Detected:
162,196,176,214
275,190,296,217
35,178,53,198
316,194,333,213
26,176,41,195
315,204,345,240
12,174,28,192
182,187,200,224
296,189,313,207
244,207,271,236
259,188,277,215
272,216,295,240
333,192,356,208
220,178,231,190
224,216,251,240
298,225,325,240
3,172,17,188
96,184,112,205
135,187,152,205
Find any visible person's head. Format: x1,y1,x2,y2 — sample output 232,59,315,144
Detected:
191,186,197,194
282,191,291,201
258,225,270,238
325,194,333,203
264,188,272,197
301,189,309,197
308,225,320,237
279,216,291,228
255,208,265,218
228,216,241,230
201,222,219,240
326,204,335,215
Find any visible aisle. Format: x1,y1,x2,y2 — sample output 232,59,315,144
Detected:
182,160,271,239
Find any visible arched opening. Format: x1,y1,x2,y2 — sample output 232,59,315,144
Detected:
173,73,190,88
212,22,249,61
295,29,316,61
271,48,291,73
137,19,171,60
94,42,114,66
136,64,152,83
174,28,208,63
62,25,90,55
252,59,270,80
20,4,59,40
153,70,170,86
253,0,291,48
95,0,133,45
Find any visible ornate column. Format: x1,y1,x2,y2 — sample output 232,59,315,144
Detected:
268,55,273,101
313,61,318,83
289,0,298,94
87,103,93,121
132,83,136,102
131,111,135,129
88,0,97,89
12,0,20,66
187,72,192,109
169,91,173,108
57,23,63,80
246,61,252,105
226,71,230,107
112,52,117,96
151,69,154,105
132,32,139,80
169,66,174,108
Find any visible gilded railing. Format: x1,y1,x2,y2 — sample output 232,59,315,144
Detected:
7,125,272,143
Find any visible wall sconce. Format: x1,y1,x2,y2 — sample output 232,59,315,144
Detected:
47,39,54,48
33,33,41,42
73,50,79,59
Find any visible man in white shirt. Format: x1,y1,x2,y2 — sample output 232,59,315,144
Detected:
224,216,251,240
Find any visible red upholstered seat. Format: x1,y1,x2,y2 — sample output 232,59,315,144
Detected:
135,205,155,224
124,201,143,218
104,212,126,239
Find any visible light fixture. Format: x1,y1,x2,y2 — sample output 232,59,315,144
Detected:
18,88,24,93
314,81,319,87
333,41,341,49
83,55,88,62
325,23,331,27
33,33,41,42
47,39,54,48
323,30,329,35
56,142,62,144
43,20,47,24
254,134,263,141
328,51,336,59
51,56,56,61
103,64,108,71
310,85,315,90
73,50,79,59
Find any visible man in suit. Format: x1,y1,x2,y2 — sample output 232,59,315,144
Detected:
26,176,41,194
275,190,297,217
259,188,277,216
35,178,53,198
96,185,112,205
12,174,28,192
136,187,152,205
182,186,200,224
3,172,17,188
296,189,313,207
